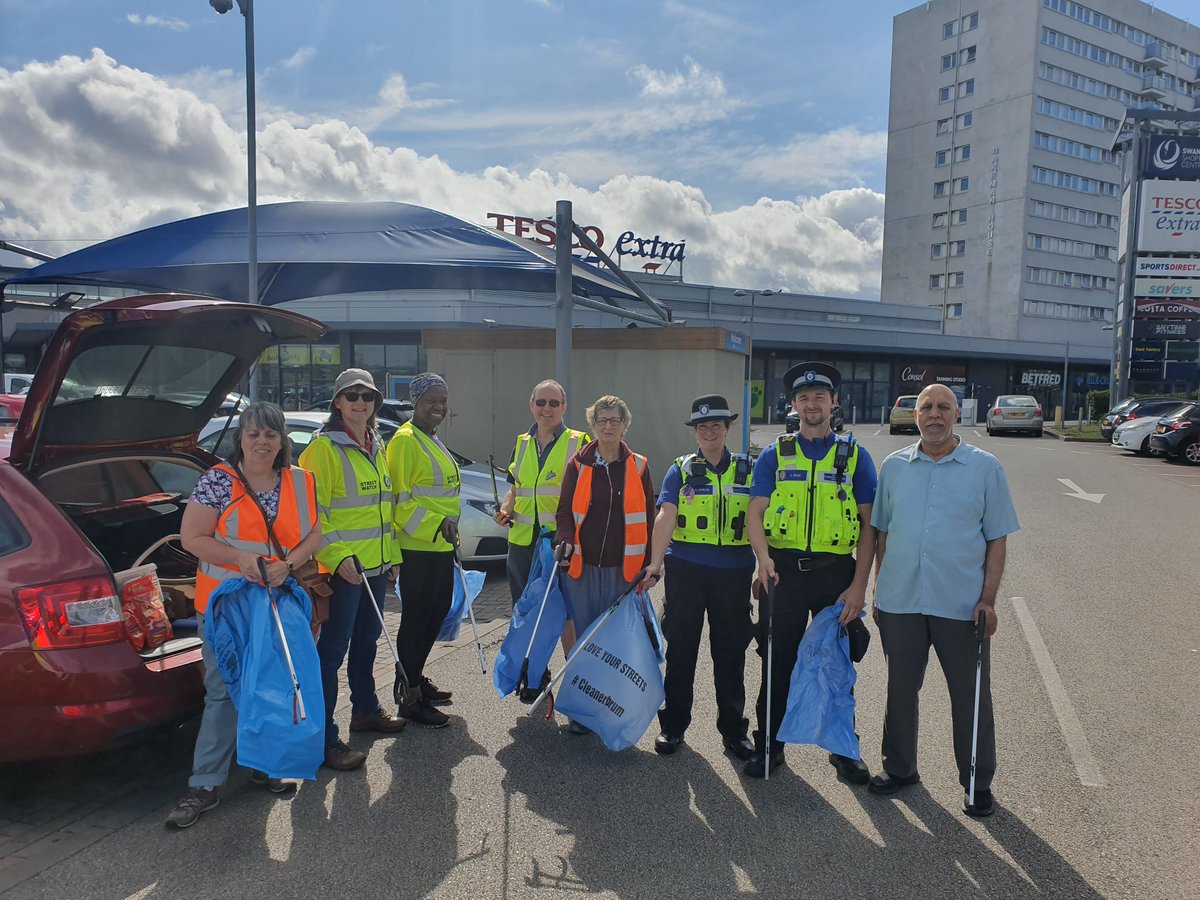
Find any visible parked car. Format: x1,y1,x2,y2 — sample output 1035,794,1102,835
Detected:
0,392,26,422
1112,402,1191,455
1148,404,1200,464
889,395,919,435
986,395,1044,436
1100,397,1186,441
307,397,413,425
0,294,326,762
2,373,34,394
197,413,507,564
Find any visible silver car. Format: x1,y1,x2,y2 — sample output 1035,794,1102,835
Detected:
986,395,1044,437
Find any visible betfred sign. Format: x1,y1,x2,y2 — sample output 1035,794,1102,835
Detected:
1135,257,1200,278
485,213,686,264
1133,319,1200,340
1018,370,1061,388
1134,277,1200,298
1143,136,1200,180
1134,297,1200,318
1138,181,1200,252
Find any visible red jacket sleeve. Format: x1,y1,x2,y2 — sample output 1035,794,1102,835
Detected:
555,457,580,541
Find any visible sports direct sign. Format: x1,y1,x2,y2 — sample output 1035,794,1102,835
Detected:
1143,136,1200,179
1138,181,1200,252
1135,257,1200,278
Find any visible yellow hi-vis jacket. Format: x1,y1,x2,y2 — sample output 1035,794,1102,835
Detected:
507,427,589,545
670,452,752,546
386,420,460,553
299,428,401,577
762,434,861,554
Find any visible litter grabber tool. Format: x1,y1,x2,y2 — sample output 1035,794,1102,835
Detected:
517,540,566,703
487,454,512,528
453,551,488,674
528,568,647,717
257,557,307,723
967,613,987,811
355,557,410,703
763,577,776,781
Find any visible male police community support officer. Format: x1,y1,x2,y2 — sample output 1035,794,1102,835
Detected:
745,362,878,781
644,395,756,761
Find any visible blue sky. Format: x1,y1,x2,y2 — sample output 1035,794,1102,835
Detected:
0,0,1194,295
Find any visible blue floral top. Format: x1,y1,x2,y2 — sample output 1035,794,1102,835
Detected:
190,467,281,521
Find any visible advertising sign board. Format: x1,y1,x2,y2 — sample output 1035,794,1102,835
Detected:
1137,181,1200,252
1135,257,1200,278
1133,277,1200,298
1133,319,1200,341
1143,135,1200,180
1134,297,1200,318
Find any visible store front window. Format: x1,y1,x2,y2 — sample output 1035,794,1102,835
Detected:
353,335,423,399
257,343,343,410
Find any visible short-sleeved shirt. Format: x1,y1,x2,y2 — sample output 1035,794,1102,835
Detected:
749,432,878,506
190,467,281,521
657,448,755,570
871,438,1020,620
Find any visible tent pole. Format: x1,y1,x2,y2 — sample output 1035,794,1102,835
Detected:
555,200,573,407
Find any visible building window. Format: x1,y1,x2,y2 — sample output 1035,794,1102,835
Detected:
959,111,973,128
937,117,952,134
950,239,966,256
935,149,950,166
942,53,956,71
930,274,945,289
963,45,977,63
962,12,978,31
947,303,964,318
956,176,969,192
957,144,971,161
939,86,952,103
950,271,965,286
933,212,948,228
959,78,975,97
932,242,947,259
954,209,968,224
944,20,956,39
934,180,949,196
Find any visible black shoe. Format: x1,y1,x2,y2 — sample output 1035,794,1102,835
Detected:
420,677,453,706
828,753,871,785
867,771,921,795
743,747,785,779
518,670,551,704
963,789,995,818
567,720,590,735
654,733,684,755
722,735,755,761
404,697,450,728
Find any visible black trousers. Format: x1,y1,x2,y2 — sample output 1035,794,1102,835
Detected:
876,610,995,792
396,549,455,685
753,550,856,753
658,556,754,740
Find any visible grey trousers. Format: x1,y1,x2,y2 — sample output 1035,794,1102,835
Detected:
877,610,995,792
188,613,238,788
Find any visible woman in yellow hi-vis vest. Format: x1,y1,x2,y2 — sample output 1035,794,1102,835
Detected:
386,373,459,728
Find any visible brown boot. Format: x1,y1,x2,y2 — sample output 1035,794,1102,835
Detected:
401,685,450,729
323,740,367,770
349,709,408,733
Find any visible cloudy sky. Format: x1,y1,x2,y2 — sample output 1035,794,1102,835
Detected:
0,1,1191,299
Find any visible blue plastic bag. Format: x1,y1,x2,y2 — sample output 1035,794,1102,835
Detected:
438,565,486,642
554,590,665,751
493,538,568,698
776,600,860,759
208,577,325,781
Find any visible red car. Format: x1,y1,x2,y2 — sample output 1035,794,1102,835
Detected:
0,295,325,762
0,392,26,422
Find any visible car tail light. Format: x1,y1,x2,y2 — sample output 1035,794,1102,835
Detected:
992,407,1001,417
1034,407,1042,417
17,576,125,650
1170,420,1193,431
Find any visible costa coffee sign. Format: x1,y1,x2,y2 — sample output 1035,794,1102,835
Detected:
1134,297,1200,318
485,213,686,263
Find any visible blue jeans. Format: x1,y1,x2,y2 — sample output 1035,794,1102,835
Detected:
316,571,391,748
189,612,237,788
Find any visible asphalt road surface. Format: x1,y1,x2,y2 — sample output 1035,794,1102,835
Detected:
2,423,1197,899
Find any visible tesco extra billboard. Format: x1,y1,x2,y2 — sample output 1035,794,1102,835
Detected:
1138,181,1200,252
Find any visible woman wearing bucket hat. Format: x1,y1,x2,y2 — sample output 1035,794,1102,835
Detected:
643,395,756,760
299,369,406,771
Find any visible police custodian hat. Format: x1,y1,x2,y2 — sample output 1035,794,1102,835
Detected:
685,394,738,425
783,362,841,396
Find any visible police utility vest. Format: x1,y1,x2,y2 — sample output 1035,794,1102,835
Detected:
670,453,752,547
763,434,860,554
508,428,588,545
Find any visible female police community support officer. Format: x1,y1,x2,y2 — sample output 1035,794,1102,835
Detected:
644,395,756,761
745,362,878,781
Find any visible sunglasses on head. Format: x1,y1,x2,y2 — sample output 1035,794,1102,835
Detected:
340,390,377,402
534,398,562,408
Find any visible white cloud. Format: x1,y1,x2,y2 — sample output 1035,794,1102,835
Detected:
126,14,189,32
0,51,884,299
741,126,889,193
280,47,316,71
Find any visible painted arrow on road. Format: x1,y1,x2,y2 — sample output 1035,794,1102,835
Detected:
1057,478,1105,503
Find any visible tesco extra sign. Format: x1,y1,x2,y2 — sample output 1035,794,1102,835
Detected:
1138,181,1200,252
485,213,686,264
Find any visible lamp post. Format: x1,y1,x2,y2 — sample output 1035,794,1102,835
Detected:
733,289,774,456
1062,340,1070,418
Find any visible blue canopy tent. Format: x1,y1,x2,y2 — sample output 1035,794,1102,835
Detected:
1,201,645,307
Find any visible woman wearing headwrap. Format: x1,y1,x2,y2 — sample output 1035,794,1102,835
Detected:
385,373,459,728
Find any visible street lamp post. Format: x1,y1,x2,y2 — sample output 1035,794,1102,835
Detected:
733,289,773,456
1062,340,1070,419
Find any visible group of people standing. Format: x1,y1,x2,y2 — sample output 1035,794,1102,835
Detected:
166,358,1018,830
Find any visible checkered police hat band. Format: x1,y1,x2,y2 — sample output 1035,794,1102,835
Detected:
792,371,833,390
691,406,732,420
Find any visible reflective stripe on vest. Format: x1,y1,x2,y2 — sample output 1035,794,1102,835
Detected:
762,436,860,554
194,464,317,613
395,423,460,540
509,428,588,544
310,431,396,575
567,453,648,582
670,453,751,547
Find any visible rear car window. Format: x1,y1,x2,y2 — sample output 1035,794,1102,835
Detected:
55,344,236,407
897,397,917,409
0,495,32,558
999,396,1037,407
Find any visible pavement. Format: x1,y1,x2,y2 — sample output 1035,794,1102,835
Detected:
1,424,1198,899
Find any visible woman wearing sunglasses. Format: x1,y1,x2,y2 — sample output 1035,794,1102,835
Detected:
554,395,656,734
299,369,405,770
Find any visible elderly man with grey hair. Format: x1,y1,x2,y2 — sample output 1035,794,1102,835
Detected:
868,383,1020,817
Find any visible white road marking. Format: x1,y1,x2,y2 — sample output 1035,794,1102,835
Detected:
1069,450,1091,455
1011,597,1107,788
873,429,882,436
1157,472,1200,477
1057,478,1105,503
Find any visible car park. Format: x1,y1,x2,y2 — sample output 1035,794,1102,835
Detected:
0,294,326,762
1148,405,1200,465
986,395,1044,437
1100,396,1181,441
1112,402,1190,455
2,372,34,394
785,403,843,434
889,395,919,435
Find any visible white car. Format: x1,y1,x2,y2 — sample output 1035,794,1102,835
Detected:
1112,402,1190,455
197,412,507,563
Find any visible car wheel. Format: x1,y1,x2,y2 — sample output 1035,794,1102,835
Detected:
889,426,898,435
1137,436,1150,456
1034,429,1043,438
1183,439,1200,466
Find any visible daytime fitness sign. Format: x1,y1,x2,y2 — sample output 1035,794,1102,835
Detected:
485,213,686,268
1138,181,1200,252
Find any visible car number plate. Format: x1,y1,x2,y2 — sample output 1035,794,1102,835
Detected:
1010,412,1027,418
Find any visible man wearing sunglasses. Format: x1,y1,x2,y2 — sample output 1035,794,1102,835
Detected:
496,380,590,697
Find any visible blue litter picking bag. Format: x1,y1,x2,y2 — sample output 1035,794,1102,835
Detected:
438,566,486,642
554,590,665,751
208,577,325,781
493,539,568,698
776,601,861,759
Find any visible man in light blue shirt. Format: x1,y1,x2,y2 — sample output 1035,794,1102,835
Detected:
868,384,1019,818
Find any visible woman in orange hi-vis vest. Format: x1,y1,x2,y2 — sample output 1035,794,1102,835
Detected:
554,395,655,736
165,402,324,830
